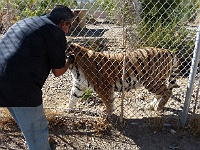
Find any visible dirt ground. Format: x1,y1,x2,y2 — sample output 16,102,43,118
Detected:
1,24,200,150
1,108,200,150
1,73,200,150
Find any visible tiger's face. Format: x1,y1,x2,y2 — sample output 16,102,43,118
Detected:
66,43,91,64
66,43,88,55
66,43,77,53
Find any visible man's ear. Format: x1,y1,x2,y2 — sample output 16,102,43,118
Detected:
61,21,66,27
58,20,65,27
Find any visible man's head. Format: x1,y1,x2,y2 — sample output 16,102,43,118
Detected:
48,5,74,34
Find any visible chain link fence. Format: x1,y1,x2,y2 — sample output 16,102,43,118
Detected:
0,0,200,149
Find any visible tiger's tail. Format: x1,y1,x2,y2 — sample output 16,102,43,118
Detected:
168,55,180,90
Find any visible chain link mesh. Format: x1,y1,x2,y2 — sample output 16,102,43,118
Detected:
0,0,200,149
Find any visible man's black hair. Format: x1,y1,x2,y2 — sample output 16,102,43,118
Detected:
47,5,74,24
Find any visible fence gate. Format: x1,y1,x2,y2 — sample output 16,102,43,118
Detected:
0,0,200,149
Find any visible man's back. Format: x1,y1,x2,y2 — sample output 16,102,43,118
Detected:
0,15,66,106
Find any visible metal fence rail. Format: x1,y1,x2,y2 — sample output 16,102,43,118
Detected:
0,0,200,149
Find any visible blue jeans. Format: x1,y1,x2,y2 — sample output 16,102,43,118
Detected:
7,104,51,150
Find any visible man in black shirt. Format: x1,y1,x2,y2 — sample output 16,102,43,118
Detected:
0,5,74,150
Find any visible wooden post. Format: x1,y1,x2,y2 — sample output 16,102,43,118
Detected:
72,9,87,30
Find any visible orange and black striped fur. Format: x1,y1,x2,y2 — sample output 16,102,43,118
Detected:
66,43,180,116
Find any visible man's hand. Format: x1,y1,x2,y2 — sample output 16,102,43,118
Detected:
52,54,75,77
66,54,75,63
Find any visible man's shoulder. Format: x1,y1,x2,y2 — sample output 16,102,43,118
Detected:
38,20,64,37
25,15,55,27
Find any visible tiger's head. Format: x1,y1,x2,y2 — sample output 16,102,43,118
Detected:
66,43,88,57
66,43,95,63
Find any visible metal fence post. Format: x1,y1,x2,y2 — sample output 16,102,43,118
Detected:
181,23,200,127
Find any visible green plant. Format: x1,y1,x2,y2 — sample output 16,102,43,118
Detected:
81,89,92,101
94,0,117,21
136,0,199,76
7,0,77,20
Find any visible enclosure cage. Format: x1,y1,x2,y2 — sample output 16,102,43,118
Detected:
0,0,200,149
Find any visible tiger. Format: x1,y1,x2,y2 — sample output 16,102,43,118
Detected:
66,43,180,116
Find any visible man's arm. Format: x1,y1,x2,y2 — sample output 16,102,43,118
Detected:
52,59,72,77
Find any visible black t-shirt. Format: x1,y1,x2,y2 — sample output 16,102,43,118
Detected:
0,15,66,106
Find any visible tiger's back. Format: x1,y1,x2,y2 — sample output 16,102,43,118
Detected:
105,48,179,92
66,44,180,115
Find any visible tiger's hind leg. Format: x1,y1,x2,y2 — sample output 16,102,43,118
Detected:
168,56,180,89
157,89,172,111
168,73,180,90
149,90,172,111
146,80,173,111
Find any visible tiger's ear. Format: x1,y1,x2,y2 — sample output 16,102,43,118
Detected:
66,41,72,48
66,41,79,49
66,42,79,55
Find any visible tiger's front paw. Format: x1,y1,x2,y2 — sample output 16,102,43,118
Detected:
148,98,164,112
148,103,164,113
148,98,159,111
